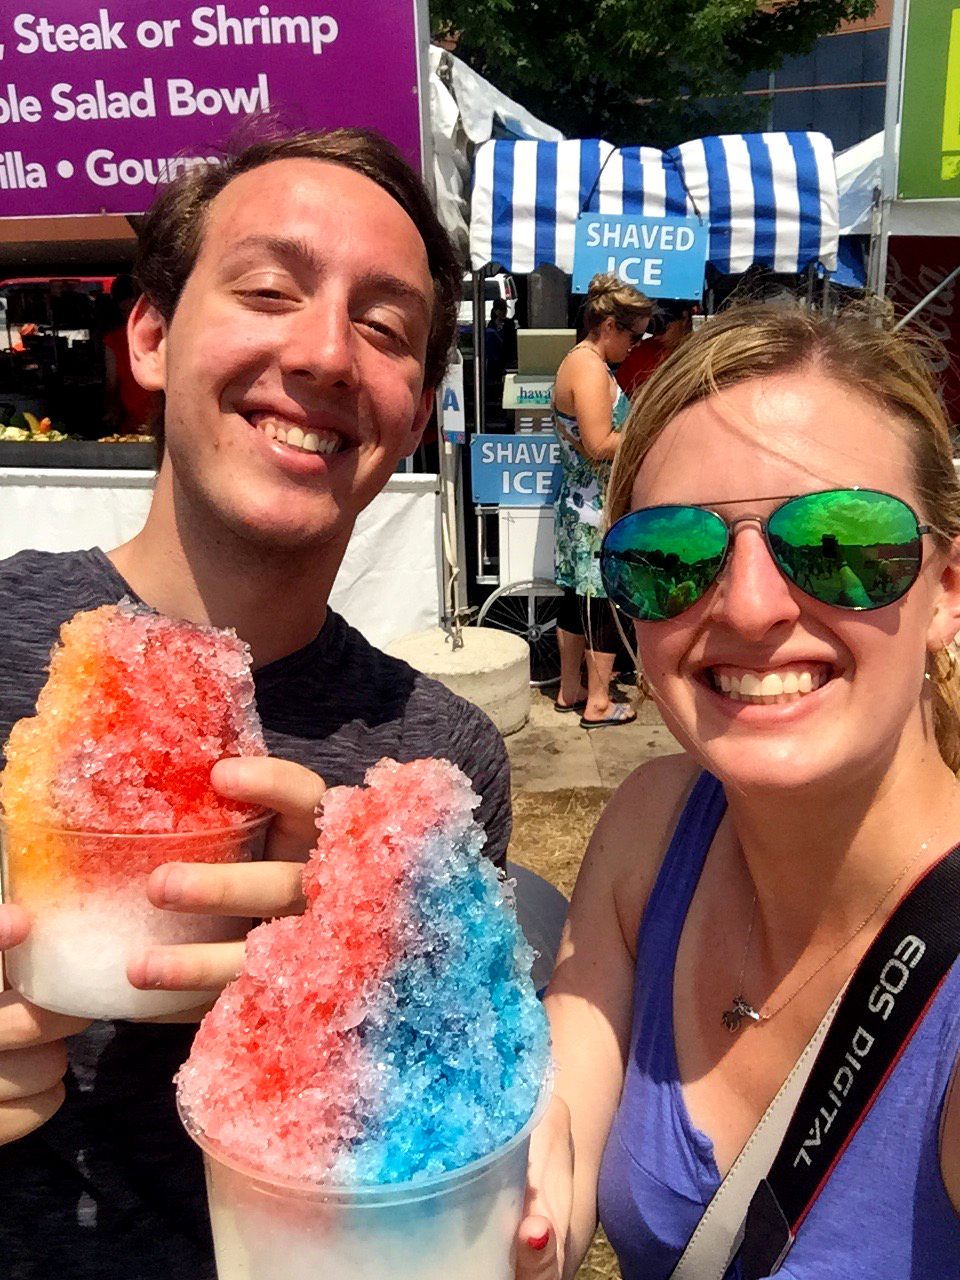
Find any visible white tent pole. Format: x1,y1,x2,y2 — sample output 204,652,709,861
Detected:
437,425,464,644
871,0,910,300
472,270,487,434
413,0,435,193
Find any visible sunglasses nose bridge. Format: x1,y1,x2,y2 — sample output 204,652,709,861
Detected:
708,515,802,629
716,514,773,581
726,512,768,538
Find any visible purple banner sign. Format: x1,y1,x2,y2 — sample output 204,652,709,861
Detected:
0,0,425,217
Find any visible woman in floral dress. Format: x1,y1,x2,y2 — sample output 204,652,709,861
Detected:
552,273,653,727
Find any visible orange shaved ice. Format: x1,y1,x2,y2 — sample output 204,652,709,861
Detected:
1,602,266,836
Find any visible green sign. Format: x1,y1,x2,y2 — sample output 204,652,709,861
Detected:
899,0,960,197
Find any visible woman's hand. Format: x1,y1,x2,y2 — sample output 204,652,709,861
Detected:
127,757,325,996
0,904,92,1144
516,1096,574,1279
513,761,690,1280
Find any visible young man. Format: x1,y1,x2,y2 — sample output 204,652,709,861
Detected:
0,129,510,1277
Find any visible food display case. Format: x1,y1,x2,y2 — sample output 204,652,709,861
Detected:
1,277,113,436
0,273,449,646
0,274,155,453
0,273,162,566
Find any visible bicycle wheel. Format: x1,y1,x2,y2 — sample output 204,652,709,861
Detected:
476,579,563,688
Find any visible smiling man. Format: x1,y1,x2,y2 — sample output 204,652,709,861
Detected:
0,129,510,1278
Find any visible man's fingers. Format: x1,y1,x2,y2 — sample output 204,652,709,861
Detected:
0,989,91,1046
211,756,325,816
146,859,306,918
516,1214,561,1280
0,991,85,1146
0,1082,67,1145
211,757,325,862
0,1041,69,1103
0,904,31,951
128,940,247,992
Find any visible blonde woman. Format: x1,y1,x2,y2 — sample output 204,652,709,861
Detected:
517,304,960,1278
552,273,653,727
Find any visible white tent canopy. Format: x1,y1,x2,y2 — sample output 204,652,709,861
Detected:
835,130,882,236
470,132,839,279
836,130,960,240
439,50,563,147
428,48,563,259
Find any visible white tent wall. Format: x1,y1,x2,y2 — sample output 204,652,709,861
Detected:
427,50,566,631
833,128,960,243
0,472,441,648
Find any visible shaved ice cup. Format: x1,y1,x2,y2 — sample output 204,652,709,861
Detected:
0,813,270,1020
180,1086,550,1280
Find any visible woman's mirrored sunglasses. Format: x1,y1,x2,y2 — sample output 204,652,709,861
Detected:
599,488,931,622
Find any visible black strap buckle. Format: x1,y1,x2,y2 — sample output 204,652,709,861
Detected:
740,1179,794,1279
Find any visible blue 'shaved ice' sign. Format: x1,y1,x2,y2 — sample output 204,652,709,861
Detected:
572,214,708,298
470,434,561,506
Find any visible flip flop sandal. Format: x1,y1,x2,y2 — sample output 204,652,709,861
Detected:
554,698,587,714
579,704,637,730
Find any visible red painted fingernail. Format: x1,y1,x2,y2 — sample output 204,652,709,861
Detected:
528,1230,550,1251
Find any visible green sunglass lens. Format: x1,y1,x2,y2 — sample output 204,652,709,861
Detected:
601,507,728,620
767,490,922,609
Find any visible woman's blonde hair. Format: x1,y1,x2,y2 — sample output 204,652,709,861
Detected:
605,301,960,770
583,272,654,333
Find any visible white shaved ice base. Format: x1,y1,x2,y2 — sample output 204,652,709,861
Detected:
5,883,249,1020
202,1118,534,1280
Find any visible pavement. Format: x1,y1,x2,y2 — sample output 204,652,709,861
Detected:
503,680,680,989
504,679,680,793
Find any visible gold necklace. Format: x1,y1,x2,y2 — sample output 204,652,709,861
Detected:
575,340,611,366
721,787,959,1033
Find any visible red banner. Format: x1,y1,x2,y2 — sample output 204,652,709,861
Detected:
887,236,960,427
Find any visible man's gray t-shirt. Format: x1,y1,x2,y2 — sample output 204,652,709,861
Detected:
0,547,511,1278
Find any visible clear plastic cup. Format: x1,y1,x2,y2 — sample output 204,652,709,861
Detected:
180,1088,550,1280
0,813,270,1020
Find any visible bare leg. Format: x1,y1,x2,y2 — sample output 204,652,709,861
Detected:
582,648,636,725
555,627,588,708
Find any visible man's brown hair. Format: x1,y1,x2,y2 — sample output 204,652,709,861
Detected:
135,127,462,451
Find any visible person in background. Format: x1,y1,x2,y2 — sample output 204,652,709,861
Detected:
615,298,694,398
483,298,511,428
516,303,960,1279
486,298,510,382
551,273,653,728
102,273,155,435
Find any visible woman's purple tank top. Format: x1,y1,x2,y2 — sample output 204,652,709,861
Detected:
597,771,960,1279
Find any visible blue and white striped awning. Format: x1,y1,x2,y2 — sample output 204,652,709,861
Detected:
470,132,839,279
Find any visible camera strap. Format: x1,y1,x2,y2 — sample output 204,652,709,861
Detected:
668,841,960,1280
739,840,960,1278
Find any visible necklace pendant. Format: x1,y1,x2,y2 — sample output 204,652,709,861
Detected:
721,996,761,1032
